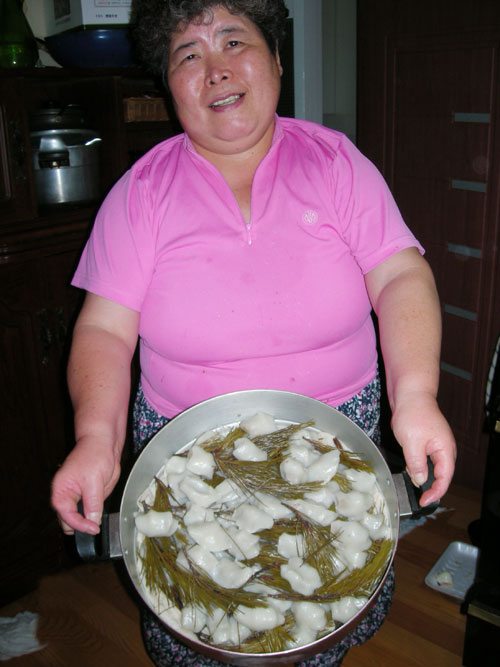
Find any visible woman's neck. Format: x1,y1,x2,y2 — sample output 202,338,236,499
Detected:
216,156,257,223
193,133,274,224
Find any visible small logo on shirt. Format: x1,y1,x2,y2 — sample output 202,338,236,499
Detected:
302,209,318,225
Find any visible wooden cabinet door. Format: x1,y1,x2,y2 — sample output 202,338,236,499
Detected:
0,245,84,604
40,247,85,455
357,0,500,488
0,76,37,223
0,260,62,602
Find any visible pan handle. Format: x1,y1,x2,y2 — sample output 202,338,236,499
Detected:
394,459,440,519
75,501,122,561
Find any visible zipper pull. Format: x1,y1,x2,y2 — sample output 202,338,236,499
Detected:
246,222,252,245
245,222,252,245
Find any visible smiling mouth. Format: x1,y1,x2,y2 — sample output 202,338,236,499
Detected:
209,94,243,108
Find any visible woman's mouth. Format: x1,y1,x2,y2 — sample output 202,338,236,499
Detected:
209,93,244,108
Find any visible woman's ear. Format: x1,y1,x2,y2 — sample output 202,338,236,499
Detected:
275,46,283,76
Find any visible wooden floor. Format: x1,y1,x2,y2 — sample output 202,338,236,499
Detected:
1,481,480,666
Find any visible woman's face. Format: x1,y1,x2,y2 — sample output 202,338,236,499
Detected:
167,6,283,159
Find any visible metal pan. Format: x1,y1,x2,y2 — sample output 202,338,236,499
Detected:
76,389,437,666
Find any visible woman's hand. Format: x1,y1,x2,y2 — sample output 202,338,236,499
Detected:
51,292,140,535
365,247,457,505
51,435,121,535
390,390,457,506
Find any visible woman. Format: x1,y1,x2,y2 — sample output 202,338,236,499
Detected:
51,1,456,665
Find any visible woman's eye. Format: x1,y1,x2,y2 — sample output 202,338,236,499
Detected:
227,40,241,48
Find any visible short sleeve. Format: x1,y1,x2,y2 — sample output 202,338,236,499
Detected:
331,136,424,273
71,164,156,311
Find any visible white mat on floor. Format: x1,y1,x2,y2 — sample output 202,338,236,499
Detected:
399,506,450,537
0,611,45,661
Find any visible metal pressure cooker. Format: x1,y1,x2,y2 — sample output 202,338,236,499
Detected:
30,103,101,206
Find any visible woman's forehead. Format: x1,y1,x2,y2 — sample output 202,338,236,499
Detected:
170,6,254,45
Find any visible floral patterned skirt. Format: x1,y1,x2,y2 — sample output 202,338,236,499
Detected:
131,377,395,667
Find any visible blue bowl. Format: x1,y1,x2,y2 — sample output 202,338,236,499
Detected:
45,27,138,68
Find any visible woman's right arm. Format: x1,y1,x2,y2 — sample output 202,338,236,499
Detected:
51,292,140,535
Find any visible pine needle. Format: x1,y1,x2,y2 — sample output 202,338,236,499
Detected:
252,421,315,458
214,456,323,498
138,537,268,614
315,538,392,600
339,450,374,472
202,427,246,454
301,515,341,582
250,507,343,594
332,473,352,493
150,476,178,512
236,612,296,653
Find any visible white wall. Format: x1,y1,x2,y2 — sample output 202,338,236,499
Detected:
322,0,357,141
285,0,356,136
285,0,323,123
23,0,47,35
24,0,59,66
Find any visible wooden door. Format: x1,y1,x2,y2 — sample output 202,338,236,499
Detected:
357,0,500,488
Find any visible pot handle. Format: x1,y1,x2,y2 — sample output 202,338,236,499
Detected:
394,459,440,519
75,502,122,561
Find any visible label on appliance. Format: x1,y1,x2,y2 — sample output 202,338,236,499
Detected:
45,1,132,35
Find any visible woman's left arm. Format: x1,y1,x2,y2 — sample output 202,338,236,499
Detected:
365,247,456,506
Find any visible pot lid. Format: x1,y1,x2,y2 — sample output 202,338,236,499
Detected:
29,102,89,130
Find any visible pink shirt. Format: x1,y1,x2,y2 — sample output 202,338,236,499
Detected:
72,116,423,418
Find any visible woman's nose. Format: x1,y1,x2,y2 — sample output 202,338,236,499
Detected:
205,57,231,86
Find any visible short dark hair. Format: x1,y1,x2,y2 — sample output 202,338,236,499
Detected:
131,0,289,76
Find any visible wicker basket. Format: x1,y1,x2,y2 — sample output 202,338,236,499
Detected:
123,97,169,122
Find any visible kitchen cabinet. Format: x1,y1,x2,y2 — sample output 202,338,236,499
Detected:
0,237,84,603
0,67,176,604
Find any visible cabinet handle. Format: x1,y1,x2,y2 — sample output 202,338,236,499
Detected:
37,308,53,365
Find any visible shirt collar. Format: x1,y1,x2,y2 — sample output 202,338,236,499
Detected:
183,114,284,158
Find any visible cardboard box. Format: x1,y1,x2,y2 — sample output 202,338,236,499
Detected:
44,0,132,36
